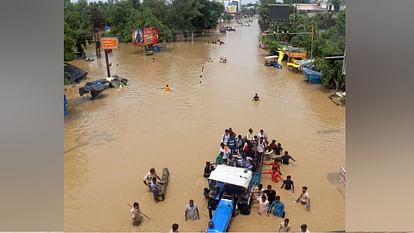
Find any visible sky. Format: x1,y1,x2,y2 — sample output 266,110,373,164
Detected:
71,0,260,5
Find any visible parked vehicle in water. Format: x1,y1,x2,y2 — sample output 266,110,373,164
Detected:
64,63,88,84
79,75,128,99
226,26,236,32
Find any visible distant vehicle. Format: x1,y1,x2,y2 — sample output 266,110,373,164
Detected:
219,26,227,33
145,49,154,56
226,26,236,32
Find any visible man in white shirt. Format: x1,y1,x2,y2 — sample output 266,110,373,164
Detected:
219,142,230,161
295,186,310,210
130,202,143,226
278,218,291,232
257,129,268,144
143,168,161,190
300,224,310,233
246,128,254,141
184,200,200,221
221,129,230,144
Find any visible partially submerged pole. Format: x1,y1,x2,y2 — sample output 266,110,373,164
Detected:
104,49,111,77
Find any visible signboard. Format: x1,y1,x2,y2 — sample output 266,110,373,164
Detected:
268,4,290,21
132,27,159,46
228,4,237,14
101,37,119,50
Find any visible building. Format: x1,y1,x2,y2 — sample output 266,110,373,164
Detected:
317,0,346,11
213,0,241,15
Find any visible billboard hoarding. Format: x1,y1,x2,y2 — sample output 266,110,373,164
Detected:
132,27,160,46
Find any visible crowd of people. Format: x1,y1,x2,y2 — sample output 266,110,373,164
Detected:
129,127,311,232
202,127,311,232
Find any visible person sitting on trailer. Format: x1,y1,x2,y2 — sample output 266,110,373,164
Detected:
227,134,237,153
257,129,268,144
235,134,244,153
246,128,255,142
244,156,254,169
215,152,224,165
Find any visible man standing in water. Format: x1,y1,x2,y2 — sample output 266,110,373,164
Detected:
130,202,143,226
143,168,161,190
252,93,260,101
264,185,276,204
281,175,295,192
300,224,310,233
268,195,285,218
278,218,291,232
295,186,311,210
170,223,179,232
184,200,200,221
281,151,296,165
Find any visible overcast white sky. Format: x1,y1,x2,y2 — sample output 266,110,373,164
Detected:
71,0,259,5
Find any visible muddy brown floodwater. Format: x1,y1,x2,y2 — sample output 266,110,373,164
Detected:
64,19,345,232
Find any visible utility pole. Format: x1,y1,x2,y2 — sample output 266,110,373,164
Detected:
310,24,314,60
141,4,145,56
91,8,101,58
104,49,111,77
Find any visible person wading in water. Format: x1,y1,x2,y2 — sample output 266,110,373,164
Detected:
130,202,143,226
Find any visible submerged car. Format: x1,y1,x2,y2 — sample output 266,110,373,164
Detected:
79,75,128,99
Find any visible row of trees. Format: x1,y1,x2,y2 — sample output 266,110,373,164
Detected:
258,0,346,90
64,0,225,61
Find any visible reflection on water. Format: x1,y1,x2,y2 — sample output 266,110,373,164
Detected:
64,19,345,232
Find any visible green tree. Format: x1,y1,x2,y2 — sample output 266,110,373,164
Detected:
64,22,75,61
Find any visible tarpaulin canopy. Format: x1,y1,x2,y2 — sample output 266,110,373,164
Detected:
208,165,252,189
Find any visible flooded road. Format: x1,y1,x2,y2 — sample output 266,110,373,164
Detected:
64,19,345,232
